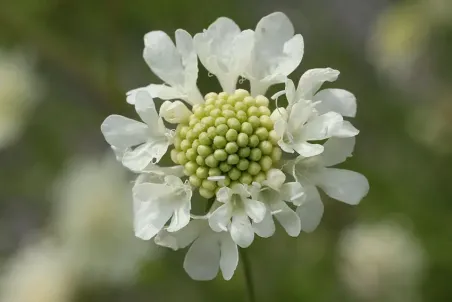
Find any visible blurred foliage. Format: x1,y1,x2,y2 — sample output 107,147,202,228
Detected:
0,0,451,301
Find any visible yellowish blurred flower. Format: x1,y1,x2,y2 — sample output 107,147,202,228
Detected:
53,153,155,285
338,220,425,302
0,239,74,302
0,49,41,149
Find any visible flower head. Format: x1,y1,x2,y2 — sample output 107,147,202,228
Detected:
100,12,369,280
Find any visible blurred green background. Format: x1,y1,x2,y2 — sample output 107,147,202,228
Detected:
0,0,451,301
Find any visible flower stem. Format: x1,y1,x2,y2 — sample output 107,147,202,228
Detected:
239,248,256,302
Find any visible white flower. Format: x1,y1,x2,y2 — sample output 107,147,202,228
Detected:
155,219,238,281
0,239,74,302
244,12,305,96
209,184,266,248
194,17,254,93
159,100,193,124
271,99,356,157
284,137,369,232
133,175,192,240
53,154,152,284
338,221,425,301
250,169,304,237
127,29,203,105
0,50,41,149
101,90,173,171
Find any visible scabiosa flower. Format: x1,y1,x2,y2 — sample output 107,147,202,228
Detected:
101,12,369,280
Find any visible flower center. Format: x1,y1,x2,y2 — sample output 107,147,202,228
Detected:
171,89,282,199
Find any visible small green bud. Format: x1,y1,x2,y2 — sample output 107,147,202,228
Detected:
219,162,232,172
174,136,182,150
241,122,253,135
234,89,249,100
227,118,241,131
210,108,222,118
196,155,205,166
222,104,234,111
196,166,209,179
197,145,212,157
193,123,206,135
179,125,189,138
208,167,222,176
254,172,267,183
238,147,251,158
186,148,197,161
258,106,271,117
177,151,188,165
204,104,215,112
227,95,239,105
215,117,227,126
218,92,229,99
218,176,231,187
193,106,205,118
215,98,227,106
228,167,241,180
248,116,260,129
259,140,273,155
198,132,212,145
260,115,273,130
207,126,217,139
236,110,248,123
171,149,179,164
243,96,255,107
184,161,198,175
227,154,240,165
255,127,269,141
260,155,273,171
237,133,249,147
249,148,262,161
255,95,269,107
213,136,227,149
271,147,282,162
189,118,200,127
247,106,259,117
192,139,200,151
237,159,250,171
249,135,260,148
189,175,202,187
201,116,215,127
225,142,239,154
216,124,229,136
205,155,219,168
222,109,235,119
248,162,262,176
205,92,218,100
239,172,253,185
214,149,228,161
180,139,191,151
225,129,238,142
269,130,279,145
202,179,217,191
186,130,196,142
199,187,215,199
234,101,247,112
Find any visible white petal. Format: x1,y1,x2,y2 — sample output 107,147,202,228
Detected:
216,187,232,203
101,115,147,149
159,100,192,124
315,168,369,205
296,68,340,100
209,204,232,232
285,78,296,105
331,121,359,138
167,201,191,232
147,84,186,100
143,31,184,87
253,209,275,238
263,169,286,191
134,91,165,133
243,199,267,223
231,183,251,199
292,141,324,157
133,183,174,240
175,29,199,90
296,185,324,233
122,140,170,171
302,112,343,141
219,233,239,280
141,163,185,177
280,182,305,205
314,89,357,117
273,34,304,77
183,233,220,280
230,212,254,248
321,137,355,167
154,219,203,250
288,101,316,132
272,201,301,237
270,107,288,123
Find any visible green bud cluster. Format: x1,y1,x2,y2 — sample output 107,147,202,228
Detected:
171,89,282,199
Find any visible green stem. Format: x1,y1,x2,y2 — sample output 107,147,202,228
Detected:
239,248,256,302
